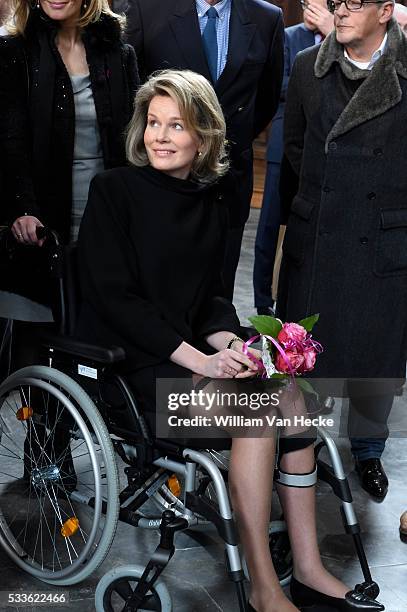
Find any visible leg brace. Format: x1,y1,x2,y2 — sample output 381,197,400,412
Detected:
274,465,317,488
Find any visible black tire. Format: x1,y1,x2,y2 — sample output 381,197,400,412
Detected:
95,565,172,611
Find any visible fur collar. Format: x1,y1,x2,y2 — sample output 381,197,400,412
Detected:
26,8,122,45
314,18,407,149
315,17,407,79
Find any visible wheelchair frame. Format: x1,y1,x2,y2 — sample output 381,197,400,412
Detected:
0,229,381,611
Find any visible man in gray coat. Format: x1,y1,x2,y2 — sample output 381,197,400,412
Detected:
279,0,406,499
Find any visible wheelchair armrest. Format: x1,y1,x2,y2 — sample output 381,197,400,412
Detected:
42,333,126,364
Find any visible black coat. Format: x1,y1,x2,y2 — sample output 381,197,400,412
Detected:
278,19,407,380
76,166,240,372
125,0,284,228
0,10,139,242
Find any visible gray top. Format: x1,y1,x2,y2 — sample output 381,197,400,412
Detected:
70,74,104,242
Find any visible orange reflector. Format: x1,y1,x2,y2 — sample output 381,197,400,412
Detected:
167,474,181,498
16,406,33,421
61,517,79,538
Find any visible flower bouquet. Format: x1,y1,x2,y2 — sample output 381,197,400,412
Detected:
245,314,323,394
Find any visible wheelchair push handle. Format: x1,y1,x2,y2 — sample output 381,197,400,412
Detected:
36,226,62,247
36,226,48,241
0,224,61,248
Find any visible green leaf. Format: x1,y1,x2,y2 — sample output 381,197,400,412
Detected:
248,315,283,338
295,378,318,396
297,313,320,332
270,373,288,380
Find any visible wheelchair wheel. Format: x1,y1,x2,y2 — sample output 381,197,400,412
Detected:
0,365,120,585
95,565,172,612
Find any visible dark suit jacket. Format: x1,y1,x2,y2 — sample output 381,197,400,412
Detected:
267,23,315,162
126,0,284,227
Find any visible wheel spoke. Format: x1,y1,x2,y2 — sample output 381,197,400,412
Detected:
31,483,64,571
0,408,32,463
114,579,133,601
22,481,33,554
0,369,119,582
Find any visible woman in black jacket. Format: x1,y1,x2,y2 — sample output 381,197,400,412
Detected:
0,0,138,245
0,0,139,489
76,70,373,612
0,0,138,341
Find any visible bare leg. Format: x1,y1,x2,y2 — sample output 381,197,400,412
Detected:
229,437,298,612
277,444,349,597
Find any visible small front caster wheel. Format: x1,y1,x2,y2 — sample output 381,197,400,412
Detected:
95,565,172,612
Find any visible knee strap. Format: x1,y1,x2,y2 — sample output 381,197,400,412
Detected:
274,465,317,488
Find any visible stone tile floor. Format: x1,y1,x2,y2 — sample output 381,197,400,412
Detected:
0,209,406,611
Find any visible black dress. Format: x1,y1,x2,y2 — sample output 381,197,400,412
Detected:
76,165,241,431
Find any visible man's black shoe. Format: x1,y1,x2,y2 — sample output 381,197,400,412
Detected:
355,458,388,501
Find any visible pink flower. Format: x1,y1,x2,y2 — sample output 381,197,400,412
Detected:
298,347,317,374
275,349,305,374
277,322,307,345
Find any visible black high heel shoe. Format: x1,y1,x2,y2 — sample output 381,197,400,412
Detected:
290,576,385,611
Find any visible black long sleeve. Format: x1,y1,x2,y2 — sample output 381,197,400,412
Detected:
78,174,184,363
0,37,39,223
253,10,285,139
77,166,240,371
283,56,306,176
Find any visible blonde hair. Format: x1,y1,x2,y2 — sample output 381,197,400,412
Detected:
126,69,229,184
7,0,125,36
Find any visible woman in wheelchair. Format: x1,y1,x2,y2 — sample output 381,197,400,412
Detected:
76,70,382,612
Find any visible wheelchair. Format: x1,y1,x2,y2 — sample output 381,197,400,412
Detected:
0,228,382,611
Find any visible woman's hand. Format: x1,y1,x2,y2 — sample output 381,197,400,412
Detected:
201,348,258,379
203,333,263,378
170,340,261,379
232,339,262,362
12,216,45,246
230,339,263,373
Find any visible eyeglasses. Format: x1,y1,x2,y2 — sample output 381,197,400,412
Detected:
327,0,386,12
